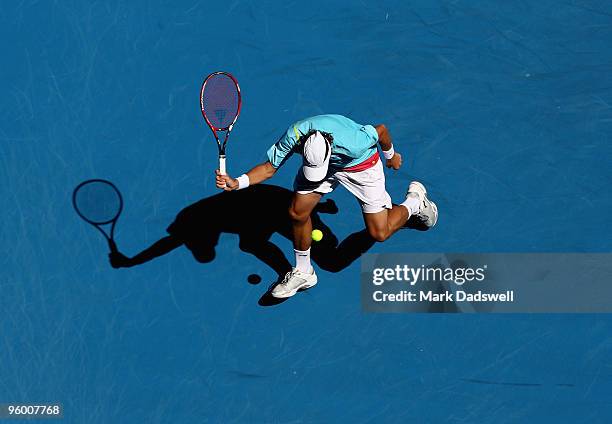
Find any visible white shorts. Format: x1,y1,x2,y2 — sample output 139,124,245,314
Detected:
294,159,393,214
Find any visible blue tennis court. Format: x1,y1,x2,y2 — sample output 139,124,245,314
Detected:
1,1,611,422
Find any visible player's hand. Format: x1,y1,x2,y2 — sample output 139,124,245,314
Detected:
386,152,402,170
215,170,239,191
109,250,132,268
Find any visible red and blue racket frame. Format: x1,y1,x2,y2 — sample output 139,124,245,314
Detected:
199,71,242,176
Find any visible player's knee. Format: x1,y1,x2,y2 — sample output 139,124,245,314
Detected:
288,205,309,223
368,227,389,242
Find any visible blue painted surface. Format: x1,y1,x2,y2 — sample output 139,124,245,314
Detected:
1,1,611,422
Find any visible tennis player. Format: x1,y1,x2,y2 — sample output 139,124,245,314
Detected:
216,114,438,298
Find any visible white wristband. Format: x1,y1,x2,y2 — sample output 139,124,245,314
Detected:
236,174,250,190
382,145,395,160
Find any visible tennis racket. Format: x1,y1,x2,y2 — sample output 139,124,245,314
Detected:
199,71,242,176
73,179,123,253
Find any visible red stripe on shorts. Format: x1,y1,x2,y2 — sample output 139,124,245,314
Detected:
342,151,380,172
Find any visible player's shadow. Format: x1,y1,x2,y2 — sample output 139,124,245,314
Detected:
111,184,424,306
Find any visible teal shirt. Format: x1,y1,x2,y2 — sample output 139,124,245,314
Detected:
266,114,379,169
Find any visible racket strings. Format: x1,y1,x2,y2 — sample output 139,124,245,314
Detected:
202,74,240,129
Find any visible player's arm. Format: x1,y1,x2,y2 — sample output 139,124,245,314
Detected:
375,124,402,170
215,161,276,191
215,122,301,191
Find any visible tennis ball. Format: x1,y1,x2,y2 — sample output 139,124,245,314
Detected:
311,229,323,242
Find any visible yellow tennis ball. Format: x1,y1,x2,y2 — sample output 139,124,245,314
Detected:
311,229,323,242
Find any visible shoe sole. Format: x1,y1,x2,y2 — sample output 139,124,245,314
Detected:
271,279,318,299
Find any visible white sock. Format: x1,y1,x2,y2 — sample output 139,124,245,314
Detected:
401,194,421,216
294,248,313,273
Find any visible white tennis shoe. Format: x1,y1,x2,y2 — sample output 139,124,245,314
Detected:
406,181,438,227
271,268,318,298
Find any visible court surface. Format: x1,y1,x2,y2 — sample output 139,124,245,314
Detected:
1,1,612,422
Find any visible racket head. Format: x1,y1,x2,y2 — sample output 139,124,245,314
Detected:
200,71,242,132
72,179,123,226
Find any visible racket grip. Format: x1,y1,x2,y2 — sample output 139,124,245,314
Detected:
108,239,118,253
219,155,226,175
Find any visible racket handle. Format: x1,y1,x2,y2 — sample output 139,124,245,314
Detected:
219,155,226,175
108,239,118,253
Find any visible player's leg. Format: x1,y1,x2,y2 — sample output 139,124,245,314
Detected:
289,192,321,272
335,161,438,242
335,160,396,242
362,206,409,242
289,192,321,253
271,192,321,298
271,173,337,298
364,181,438,241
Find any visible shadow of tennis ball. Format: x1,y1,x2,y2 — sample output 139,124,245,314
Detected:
247,274,262,285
